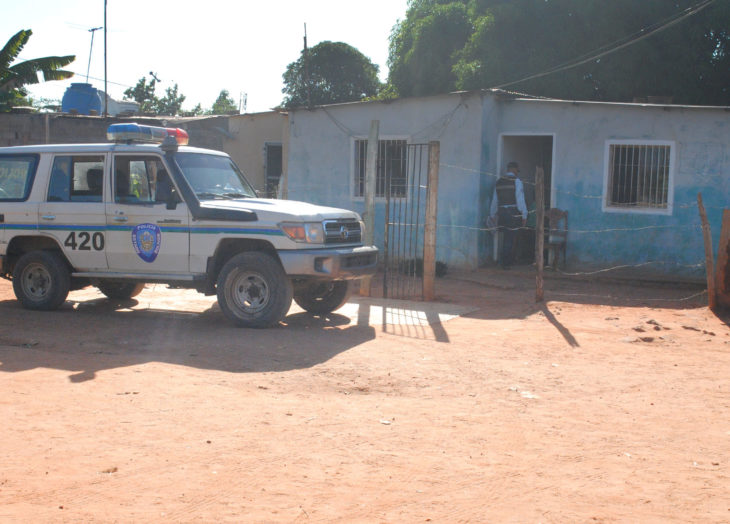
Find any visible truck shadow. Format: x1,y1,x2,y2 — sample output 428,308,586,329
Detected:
0,297,376,382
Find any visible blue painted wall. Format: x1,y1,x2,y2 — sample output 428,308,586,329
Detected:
286,91,730,280
500,99,730,280
287,92,485,269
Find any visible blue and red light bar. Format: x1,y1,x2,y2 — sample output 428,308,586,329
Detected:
107,123,189,145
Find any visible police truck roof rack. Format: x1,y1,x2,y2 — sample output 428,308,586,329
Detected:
106,123,189,148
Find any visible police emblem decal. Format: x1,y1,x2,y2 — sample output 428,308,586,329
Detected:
131,223,162,263
339,225,349,240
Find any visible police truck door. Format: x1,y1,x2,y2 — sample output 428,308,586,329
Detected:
105,154,190,273
40,154,108,270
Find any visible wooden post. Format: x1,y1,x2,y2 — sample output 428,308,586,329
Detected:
715,210,730,308
359,120,379,296
535,166,545,302
423,141,440,301
697,193,716,310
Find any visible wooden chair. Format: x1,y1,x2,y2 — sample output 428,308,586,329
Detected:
544,208,568,269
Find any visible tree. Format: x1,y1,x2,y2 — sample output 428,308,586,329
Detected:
156,84,186,116
29,96,62,112
282,41,380,108
387,0,730,105
123,74,189,115
388,1,471,98
210,89,238,114
0,29,75,111
123,75,158,114
182,103,204,117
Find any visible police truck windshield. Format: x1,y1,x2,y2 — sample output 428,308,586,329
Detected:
175,152,257,200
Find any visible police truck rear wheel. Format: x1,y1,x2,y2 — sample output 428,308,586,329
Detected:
97,281,145,300
12,251,70,310
216,252,293,328
293,280,350,314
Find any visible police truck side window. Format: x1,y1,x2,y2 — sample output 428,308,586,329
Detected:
48,156,104,202
114,156,167,204
0,155,38,200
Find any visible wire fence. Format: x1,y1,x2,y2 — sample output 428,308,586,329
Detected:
443,162,717,281
286,158,722,305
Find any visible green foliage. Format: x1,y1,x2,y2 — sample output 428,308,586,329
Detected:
29,96,62,112
210,89,238,115
123,75,188,115
124,76,236,115
282,41,381,108
182,103,204,117
0,29,75,112
123,75,158,113
388,1,471,97
156,84,186,116
364,82,399,102
387,0,730,105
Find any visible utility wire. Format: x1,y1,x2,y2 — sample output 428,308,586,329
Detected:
494,0,717,89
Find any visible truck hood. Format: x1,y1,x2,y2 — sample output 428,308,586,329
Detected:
200,198,361,222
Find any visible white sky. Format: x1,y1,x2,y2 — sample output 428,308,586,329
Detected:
3,0,409,113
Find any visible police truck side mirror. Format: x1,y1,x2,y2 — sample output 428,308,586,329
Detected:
166,189,180,210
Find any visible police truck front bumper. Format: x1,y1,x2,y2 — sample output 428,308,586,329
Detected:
278,246,378,279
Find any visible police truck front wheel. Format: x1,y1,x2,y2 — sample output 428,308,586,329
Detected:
12,251,71,310
293,280,351,314
216,252,293,328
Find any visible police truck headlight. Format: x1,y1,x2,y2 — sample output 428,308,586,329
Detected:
280,222,325,244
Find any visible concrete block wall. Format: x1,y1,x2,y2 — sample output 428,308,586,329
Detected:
0,113,228,150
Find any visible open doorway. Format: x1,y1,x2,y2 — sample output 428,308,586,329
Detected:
497,134,554,264
264,142,283,198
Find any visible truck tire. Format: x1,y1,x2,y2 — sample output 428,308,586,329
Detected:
216,252,293,328
97,281,145,300
293,280,350,314
12,251,71,310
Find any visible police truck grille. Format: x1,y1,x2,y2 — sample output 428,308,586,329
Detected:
323,219,362,244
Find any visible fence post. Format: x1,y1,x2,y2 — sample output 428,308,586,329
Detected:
535,166,545,302
360,120,379,296
715,210,730,308
423,141,440,301
698,193,716,309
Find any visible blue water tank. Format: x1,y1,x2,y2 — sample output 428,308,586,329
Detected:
61,83,104,115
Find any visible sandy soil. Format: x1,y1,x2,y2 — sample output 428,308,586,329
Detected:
1,269,729,523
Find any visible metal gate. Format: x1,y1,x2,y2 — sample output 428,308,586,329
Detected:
382,143,431,299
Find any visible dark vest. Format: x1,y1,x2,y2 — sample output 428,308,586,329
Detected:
496,176,517,206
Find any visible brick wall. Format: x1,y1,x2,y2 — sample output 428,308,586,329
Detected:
0,113,229,150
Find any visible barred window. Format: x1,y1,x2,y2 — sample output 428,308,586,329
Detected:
354,139,407,198
605,142,672,210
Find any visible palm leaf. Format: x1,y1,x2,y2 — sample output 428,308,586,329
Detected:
0,30,76,107
41,68,75,82
9,55,76,84
0,30,32,71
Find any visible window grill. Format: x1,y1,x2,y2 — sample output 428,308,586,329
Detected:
607,143,670,209
354,139,407,198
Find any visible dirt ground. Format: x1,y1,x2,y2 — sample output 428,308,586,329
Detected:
1,267,729,523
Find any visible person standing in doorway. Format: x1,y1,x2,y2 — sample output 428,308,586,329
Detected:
490,161,528,269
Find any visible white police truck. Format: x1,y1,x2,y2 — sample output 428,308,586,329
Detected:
0,123,377,327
